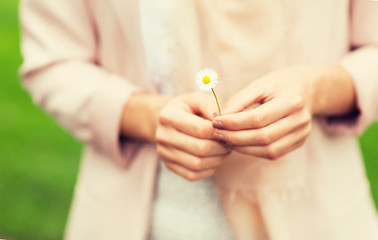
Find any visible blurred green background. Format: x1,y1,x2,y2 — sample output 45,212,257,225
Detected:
0,1,377,240
0,1,82,240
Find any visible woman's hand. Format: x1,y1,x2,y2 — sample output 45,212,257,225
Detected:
155,92,230,181
212,65,356,160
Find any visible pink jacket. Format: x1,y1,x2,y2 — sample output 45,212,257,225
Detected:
20,0,378,239
20,0,158,239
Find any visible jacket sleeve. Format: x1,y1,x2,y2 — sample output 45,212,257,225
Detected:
19,0,141,167
321,0,378,135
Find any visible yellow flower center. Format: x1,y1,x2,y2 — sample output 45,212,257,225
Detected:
202,76,210,84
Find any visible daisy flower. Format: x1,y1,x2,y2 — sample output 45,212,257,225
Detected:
195,68,218,92
195,68,222,116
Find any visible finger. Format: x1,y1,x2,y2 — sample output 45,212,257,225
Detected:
188,93,220,121
163,160,216,182
213,109,311,146
233,123,311,160
156,125,230,157
213,93,304,130
159,93,218,139
160,107,215,139
157,144,226,171
221,84,262,115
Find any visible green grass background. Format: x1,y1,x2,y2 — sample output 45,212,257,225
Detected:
0,1,82,239
0,1,377,239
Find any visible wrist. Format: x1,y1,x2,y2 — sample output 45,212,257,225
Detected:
302,65,356,116
286,65,319,115
120,93,172,142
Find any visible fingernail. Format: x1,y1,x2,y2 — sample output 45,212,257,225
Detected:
213,119,223,129
213,130,224,141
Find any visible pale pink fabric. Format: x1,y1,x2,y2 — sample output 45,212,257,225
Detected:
20,0,158,239
181,1,378,239
20,0,378,239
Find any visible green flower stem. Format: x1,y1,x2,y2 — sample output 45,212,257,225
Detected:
211,88,221,116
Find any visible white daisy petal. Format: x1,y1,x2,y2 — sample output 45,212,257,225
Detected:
195,68,219,92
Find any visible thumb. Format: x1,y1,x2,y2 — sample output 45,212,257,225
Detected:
186,92,219,121
199,96,221,121
223,85,262,115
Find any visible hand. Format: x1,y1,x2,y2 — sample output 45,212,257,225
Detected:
212,65,355,160
156,92,230,181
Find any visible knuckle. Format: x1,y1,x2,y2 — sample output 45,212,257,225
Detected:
290,94,305,111
249,110,269,128
225,117,238,129
303,110,311,121
193,125,210,139
256,130,272,145
222,133,235,145
293,110,312,131
298,113,312,136
251,114,263,128
185,171,200,182
305,122,312,135
195,143,211,157
205,126,215,138
158,112,170,125
265,145,279,160
300,110,312,125
192,124,202,135
154,129,165,143
190,157,203,171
